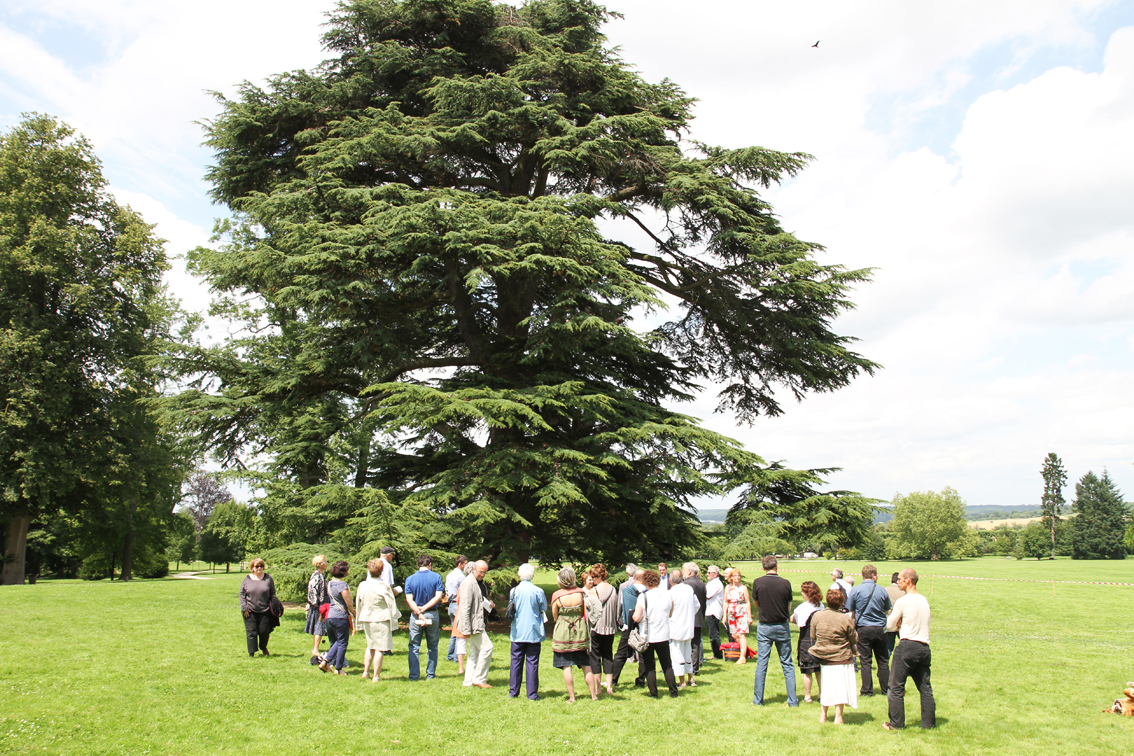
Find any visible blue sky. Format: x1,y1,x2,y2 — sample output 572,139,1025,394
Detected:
2,0,1132,511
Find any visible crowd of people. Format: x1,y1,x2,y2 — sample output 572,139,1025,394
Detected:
238,552,936,729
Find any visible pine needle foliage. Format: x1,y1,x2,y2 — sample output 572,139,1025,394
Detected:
168,0,877,564
1070,470,1126,560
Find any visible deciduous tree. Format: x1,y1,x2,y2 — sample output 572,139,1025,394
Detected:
1014,521,1049,560
180,471,233,533
1,114,176,585
887,487,970,561
168,0,877,564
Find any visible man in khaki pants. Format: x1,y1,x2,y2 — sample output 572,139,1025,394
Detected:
457,560,495,688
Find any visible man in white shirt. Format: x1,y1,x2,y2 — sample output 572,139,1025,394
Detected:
829,568,851,606
445,555,468,664
668,569,698,687
379,547,403,594
883,569,935,730
704,565,725,659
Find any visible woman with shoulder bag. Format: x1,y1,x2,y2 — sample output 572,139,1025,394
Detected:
239,558,276,657
632,569,678,698
321,560,356,675
305,554,330,665
551,567,598,702
585,564,619,695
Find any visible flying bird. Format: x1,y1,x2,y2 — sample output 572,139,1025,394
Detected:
812,40,820,48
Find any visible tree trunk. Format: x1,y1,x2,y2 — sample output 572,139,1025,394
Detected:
1,513,32,585
354,432,371,489
120,495,139,581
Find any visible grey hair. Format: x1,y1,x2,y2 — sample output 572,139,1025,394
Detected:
625,563,637,578
707,564,719,575
832,568,844,579
518,563,535,581
557,567,577,589
682,562,700,576
669,568,684,585
463,562,477,576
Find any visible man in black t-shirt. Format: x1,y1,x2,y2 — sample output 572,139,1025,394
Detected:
750,555,798,706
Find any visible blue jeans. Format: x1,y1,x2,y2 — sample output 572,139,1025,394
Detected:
447,607,459,661
325,617,350,671
753,622,798,706
408,610,441,680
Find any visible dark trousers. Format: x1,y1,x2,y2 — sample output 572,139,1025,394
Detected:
243,611,272,656
589,632,615,675
885,630,897,658
888,640,935,729
509,641,541,699
691,626,704,673
612,629,645,685
856,624,890,694
641,641,679,697
706,615,723,658
325,617,350,671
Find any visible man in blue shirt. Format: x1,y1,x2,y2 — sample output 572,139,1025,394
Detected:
508,562,548,700
847,563,893,696
404,554,445,680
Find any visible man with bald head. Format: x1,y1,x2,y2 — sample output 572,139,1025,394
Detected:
457,560,495,688
883,569,935,730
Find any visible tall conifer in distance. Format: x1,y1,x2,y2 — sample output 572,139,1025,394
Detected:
1070,470,1126,560
170,0,878,564
1039,452,1066,560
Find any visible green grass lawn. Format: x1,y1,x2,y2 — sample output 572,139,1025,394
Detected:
2,557,1132,755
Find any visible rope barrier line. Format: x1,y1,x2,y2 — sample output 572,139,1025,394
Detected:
771,568,1134,586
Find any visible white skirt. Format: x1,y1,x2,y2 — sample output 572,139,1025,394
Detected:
819,663,859,708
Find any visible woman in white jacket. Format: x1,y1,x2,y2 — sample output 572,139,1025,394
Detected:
354,558,402,681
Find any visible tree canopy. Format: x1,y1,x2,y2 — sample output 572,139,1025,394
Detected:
887,487,972,561
1,114,179,584
724,464,880,557
167,0,877,565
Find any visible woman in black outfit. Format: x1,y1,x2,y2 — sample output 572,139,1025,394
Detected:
239,558,276,657
791,580,824,702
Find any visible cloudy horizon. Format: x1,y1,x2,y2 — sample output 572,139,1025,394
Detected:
2,0,1132,512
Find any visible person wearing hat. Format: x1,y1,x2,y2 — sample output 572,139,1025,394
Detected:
379,546,403,595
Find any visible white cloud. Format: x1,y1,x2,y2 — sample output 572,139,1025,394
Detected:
4,0,1132,507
